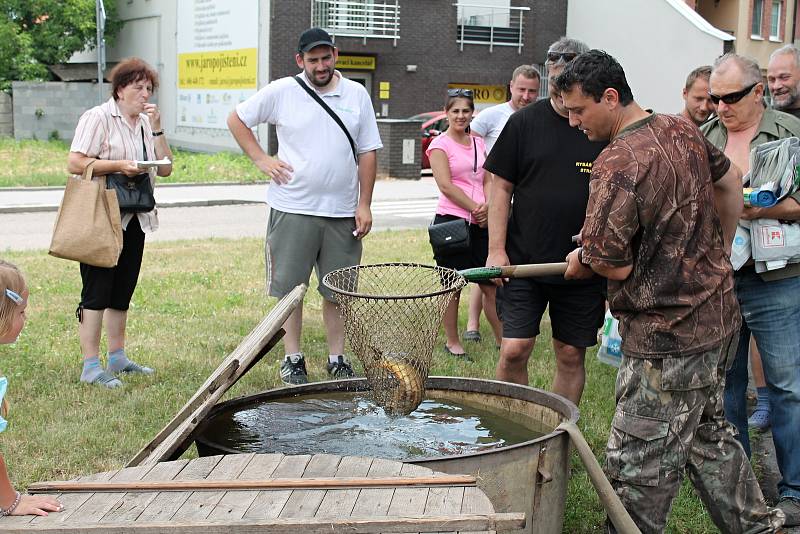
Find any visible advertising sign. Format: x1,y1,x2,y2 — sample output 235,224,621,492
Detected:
177,0,258,129
336,55,376,70
447,83,507,105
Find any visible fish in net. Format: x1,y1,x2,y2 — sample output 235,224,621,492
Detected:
323,263,466,415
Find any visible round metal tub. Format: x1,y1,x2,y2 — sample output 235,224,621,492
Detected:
193,377,578,534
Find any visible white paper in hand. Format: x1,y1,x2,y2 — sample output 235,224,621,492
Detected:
136,158,171,169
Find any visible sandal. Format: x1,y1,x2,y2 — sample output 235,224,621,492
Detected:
463,330,482,343
444,345,472,361
748,407,771,431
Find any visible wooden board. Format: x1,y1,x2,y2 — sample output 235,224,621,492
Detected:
1,454,522,533
126,284,307,467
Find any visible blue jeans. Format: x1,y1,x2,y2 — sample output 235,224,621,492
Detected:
724,271,800,501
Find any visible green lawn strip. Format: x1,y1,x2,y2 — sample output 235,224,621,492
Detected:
0,138,266,187
0,230,716,531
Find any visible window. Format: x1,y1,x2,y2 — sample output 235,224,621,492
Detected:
770,0,782,39
752,0,764,36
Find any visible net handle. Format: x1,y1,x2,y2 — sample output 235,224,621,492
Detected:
458,262,568,282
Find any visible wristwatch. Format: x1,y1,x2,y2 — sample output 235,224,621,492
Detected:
152,130,164,137
577,247,590,267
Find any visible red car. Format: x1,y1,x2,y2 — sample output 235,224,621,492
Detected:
409,111,447,169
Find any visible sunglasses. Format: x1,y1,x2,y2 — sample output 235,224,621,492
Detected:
447,88,474,98
708,82,758,105
546,52,577,64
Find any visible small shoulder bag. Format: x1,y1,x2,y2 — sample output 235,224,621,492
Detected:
293,75,358,164
106,127,156,213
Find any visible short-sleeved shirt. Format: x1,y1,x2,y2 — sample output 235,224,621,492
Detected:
70,98,159,232
581,112,740,357
236,70,383,217
426,134,487,222
484,98,607,284
470,102,515,153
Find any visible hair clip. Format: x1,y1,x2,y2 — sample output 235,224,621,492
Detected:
4,288,22,305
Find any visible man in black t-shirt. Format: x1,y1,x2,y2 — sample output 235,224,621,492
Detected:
484,37,606,405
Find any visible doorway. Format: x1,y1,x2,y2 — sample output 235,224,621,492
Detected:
345,71,373,95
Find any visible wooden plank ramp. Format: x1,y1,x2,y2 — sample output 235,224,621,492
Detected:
1,454,524,533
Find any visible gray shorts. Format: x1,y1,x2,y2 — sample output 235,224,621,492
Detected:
265,208,362,301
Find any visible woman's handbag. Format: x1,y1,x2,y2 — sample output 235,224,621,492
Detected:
49,160,123,268
105,127,155,213
428,218,471,257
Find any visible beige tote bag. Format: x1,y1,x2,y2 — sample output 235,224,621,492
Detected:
49,161,123,268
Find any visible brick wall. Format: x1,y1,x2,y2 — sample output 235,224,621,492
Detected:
268,0,565,153
0,92,11,137
11,82,101,142
376,119,421,180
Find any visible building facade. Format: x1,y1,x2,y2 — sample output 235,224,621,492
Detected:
63,0,565,152
692,0,799,66
567,0,733,113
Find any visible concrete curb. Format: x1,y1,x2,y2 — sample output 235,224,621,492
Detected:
0,181,270,192
0,199,266,214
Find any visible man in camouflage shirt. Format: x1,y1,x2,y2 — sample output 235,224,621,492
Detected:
555,50,784,533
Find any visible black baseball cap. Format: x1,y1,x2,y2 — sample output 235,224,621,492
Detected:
298,27,335,53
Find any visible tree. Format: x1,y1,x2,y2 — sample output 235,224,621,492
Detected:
0,0,122,91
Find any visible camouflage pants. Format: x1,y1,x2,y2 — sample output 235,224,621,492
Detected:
605,332,784,534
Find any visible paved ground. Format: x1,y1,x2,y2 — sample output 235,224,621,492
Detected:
0,179,438,251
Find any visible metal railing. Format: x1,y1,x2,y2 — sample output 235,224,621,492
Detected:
453,3,530,53
311,0,400,46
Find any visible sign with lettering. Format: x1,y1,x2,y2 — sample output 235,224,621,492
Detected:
337,55,377,70
447,84,507,104
176,0,258,129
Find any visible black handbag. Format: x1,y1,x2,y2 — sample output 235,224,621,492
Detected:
428,218,470,257
106,127,156,213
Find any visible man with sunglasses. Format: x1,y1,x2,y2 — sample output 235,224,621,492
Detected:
483,38,607,406
701,52,800,527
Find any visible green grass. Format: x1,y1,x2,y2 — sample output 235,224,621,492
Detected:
0,138,266,187
0,231,718,533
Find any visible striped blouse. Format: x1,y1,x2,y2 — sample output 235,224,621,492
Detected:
70,98,159,232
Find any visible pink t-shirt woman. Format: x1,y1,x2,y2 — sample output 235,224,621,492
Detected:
426,134,487,223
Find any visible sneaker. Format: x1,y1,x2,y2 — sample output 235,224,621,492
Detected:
463,330,482,343
777,497,800,527
748,407,771,431
280,355,308,385
327,355,356,379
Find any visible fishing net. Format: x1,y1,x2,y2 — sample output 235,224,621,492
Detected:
323,263,466,416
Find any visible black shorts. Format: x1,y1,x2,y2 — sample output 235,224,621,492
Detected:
498,277,605,347
431,214,488,272
79,217,146,311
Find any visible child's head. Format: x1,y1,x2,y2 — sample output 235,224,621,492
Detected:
0,260,27,345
